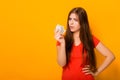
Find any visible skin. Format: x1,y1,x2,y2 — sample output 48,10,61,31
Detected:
54,13,115,76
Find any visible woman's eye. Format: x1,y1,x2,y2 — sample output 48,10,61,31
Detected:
74,19,78,21
69,18,72,20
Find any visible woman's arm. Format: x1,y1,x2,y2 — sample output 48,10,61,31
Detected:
56,41,66,67
94,42,115,76
54,30,66,67
82,42,115,76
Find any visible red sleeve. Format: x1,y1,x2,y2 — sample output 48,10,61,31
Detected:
56,41,61,46
93,35,100,47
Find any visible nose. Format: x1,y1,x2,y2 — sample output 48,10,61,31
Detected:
70,20,74,25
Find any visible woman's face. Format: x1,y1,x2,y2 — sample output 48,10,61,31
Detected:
68,13,80,33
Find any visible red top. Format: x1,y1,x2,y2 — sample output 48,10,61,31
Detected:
57,36,100,80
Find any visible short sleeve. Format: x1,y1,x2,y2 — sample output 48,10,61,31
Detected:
93,35,100,47
56,41,61,46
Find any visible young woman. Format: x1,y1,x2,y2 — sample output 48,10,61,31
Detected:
54,7,115,80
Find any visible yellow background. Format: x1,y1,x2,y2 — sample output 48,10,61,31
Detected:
0,0,119,80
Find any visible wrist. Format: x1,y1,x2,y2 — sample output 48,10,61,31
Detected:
94,71,99,76
61,42,65,46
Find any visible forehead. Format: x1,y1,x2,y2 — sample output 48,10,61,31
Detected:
69,13,78,18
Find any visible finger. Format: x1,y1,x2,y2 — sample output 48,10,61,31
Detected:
54,28,57,34
55,31,61,37
82,65,90,70
54,28,60,34
85,72,94,76
55,34,60,40
56,33,63,38
85,65,90,68
59,36,64,39
83,70,94,76
82,67,90,70
55,34,63,41
84,72,92,75
82,69,91,73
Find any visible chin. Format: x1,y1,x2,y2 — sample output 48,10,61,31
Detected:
70,30,75,32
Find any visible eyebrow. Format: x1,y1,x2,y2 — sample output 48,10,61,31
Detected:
69,17,78,20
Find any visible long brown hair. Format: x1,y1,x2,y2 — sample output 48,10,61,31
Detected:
65,7,97,72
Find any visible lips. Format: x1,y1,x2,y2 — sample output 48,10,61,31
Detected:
69,26,74,29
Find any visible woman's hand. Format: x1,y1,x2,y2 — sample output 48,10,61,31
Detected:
54,28,66,67
54,29,65,44
82,65,97,77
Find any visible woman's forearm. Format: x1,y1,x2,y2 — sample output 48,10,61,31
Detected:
57,43,66,67
81,42,115,76
95,42,115,76
95,55,115,76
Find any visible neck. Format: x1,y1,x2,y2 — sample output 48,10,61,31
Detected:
73,31,80,40
73,31,81,46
